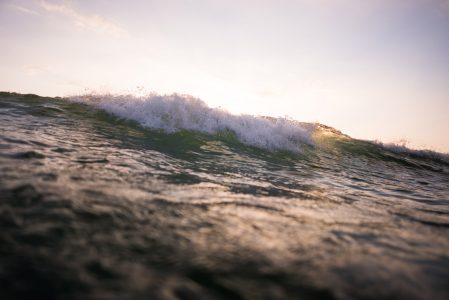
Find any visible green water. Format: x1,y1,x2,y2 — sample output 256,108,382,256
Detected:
1,92,448,300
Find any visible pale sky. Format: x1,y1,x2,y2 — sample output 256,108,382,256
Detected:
1,0,448,151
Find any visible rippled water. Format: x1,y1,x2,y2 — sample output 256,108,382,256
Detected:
1,92,449,300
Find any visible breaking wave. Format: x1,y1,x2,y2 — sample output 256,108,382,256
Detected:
69,93,449,163
69,93,315,152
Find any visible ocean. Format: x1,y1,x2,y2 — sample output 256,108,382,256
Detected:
1,92,448,300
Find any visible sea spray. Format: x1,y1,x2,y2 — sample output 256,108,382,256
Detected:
69,93,315,152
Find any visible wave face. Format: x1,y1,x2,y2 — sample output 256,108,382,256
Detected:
1,92,449,300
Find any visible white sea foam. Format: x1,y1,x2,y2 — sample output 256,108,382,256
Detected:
376,142,449,164
69,93,315,152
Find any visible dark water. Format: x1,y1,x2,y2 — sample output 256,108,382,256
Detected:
1,92,449,300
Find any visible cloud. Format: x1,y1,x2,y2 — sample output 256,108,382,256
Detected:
39,0,126,35
9,4,40,15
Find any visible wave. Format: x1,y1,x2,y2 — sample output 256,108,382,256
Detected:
376,141,449,165
69,93,315,152
68,93,449,164
0,91,447,167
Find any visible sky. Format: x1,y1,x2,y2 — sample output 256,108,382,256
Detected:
1,0,449,152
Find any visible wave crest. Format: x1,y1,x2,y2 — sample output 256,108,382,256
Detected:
69,93,314,152
378,142,449,165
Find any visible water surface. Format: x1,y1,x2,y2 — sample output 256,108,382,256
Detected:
1,92,448,300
